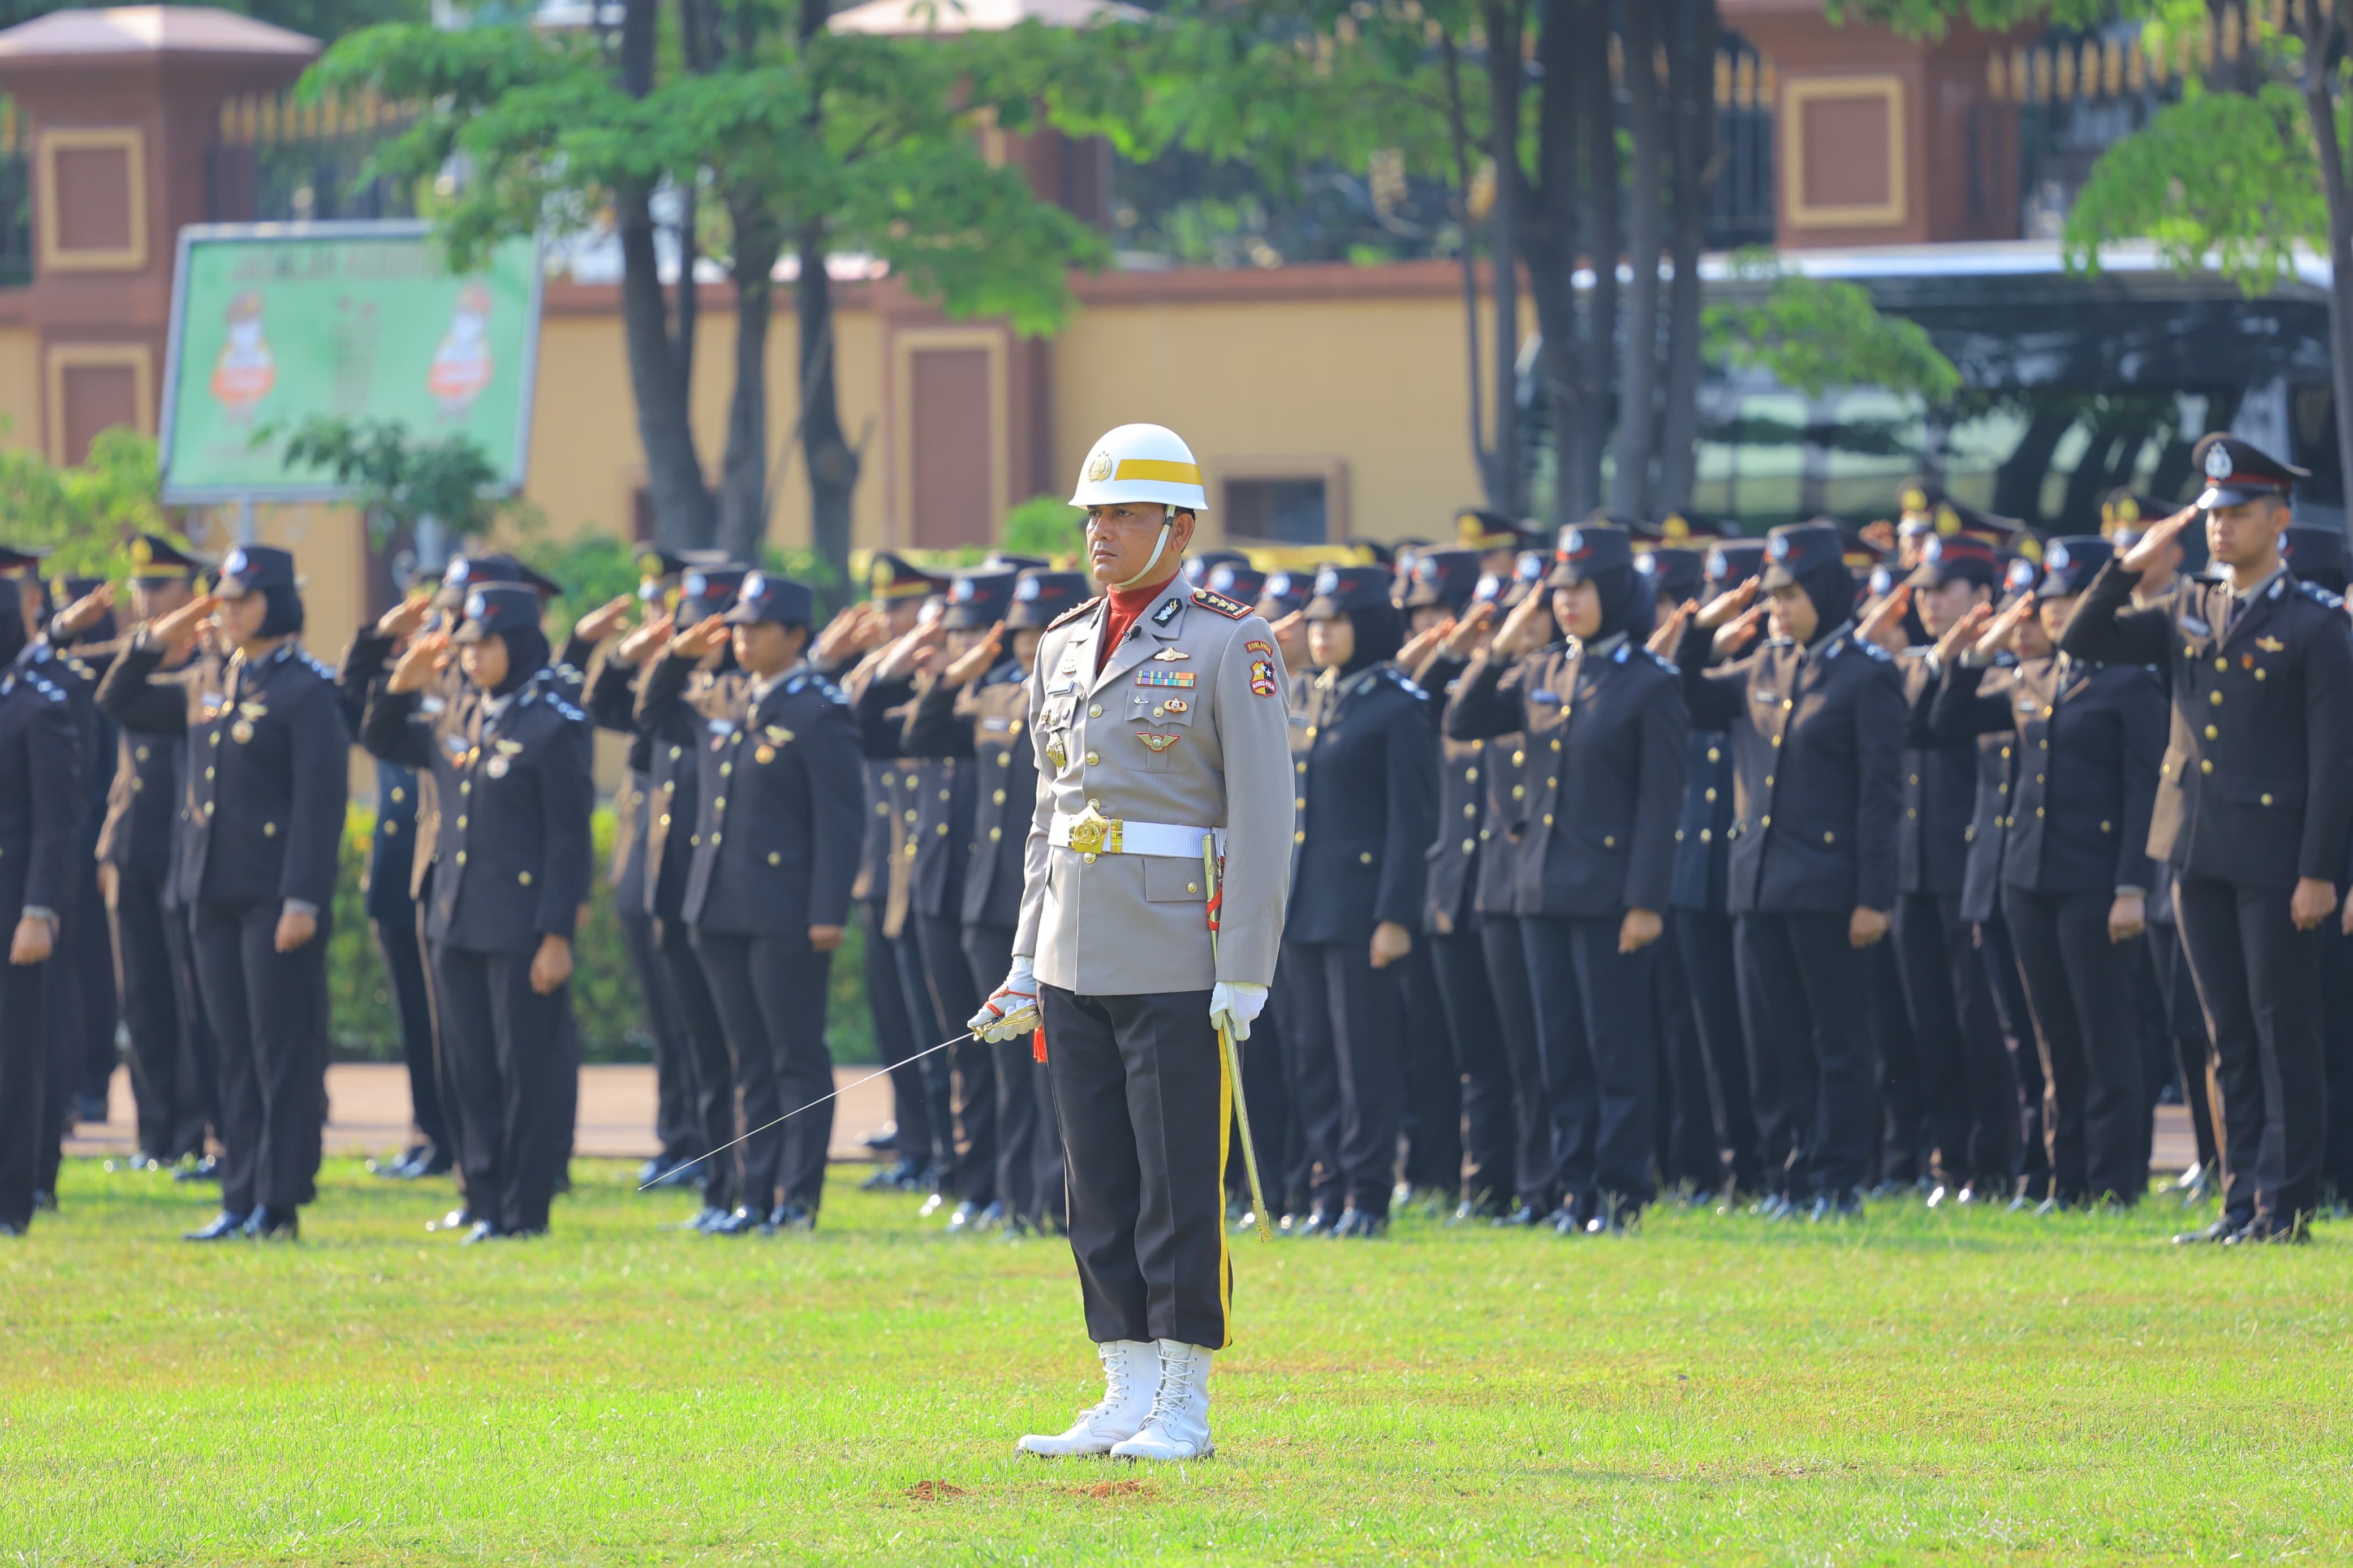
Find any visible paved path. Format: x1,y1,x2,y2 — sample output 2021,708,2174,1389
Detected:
64,1063,2204,1177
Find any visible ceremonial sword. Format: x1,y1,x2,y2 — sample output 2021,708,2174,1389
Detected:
1205,833,1275,1242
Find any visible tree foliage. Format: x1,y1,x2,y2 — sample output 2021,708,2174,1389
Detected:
1704,251,1963,404
273,415,508,543
0,429,179,580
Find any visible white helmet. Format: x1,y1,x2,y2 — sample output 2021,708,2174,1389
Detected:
1070,424,1209,512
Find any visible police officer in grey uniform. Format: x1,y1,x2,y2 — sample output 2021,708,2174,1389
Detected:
971,423,1294,1463
2062,435,2353,1243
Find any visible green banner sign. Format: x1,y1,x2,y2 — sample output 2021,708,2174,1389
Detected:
160,222,542,503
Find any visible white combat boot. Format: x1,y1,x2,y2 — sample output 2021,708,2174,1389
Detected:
1108,1340,1215,1461
1016,1340,1158,1457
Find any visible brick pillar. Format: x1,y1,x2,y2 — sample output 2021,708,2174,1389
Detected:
0,6,316,464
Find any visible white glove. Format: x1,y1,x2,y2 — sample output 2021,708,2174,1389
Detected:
970,956,1040,1043
1209,981,1269,1043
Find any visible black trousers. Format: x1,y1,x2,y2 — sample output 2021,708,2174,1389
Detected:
1865,935,1922,1187
1520,914,1658,1213
1894,891,2016,1189
430,944,568,1233
113,871,214,1161
1042,984,1231,1349
1478,914,1553,1212
1674,908,1764,1193
917,911,994,1209
1397,941,1463,1196
894,913,959,1190
858,900,937,1175
2147,919,2220,1173
71,859,117,1103
693,928,837,1213
372,900,446,1151
1428,922,1516,1212
1652,922,1726,1193
2002,886,2147,1204
619,905,700,1162
2174,875,2327,1226
1735,910,1876,1200
2319,910,2353,1204
963,922,1062,1225
1269,952,1321,1214
33,888,87,1197
1977,915,2050,1198
191,900,327,1217
0,958,46,1228
656,916,736,1211
1285,939,1406,1216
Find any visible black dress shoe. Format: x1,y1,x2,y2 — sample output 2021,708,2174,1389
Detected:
1585,1212,1636,1236
861,1122,899,1153
860,1157,921,1192
174,1156,223,1184
426,1207,476,1234
243,1207,299,1240
1808,1191,1863,1224
1294,1205,1336,1238
638,1156,703,1190
2172,1213,2251,1245
460,1220,505,1245
705,1206,768,1237
1330,1207,1389,1239
943,1199,986,1233
768,1202,816,1233
1,1219,27,1237
663,1205,730,1232
31,1190,54,1212
184,1210,251,1242
2223,1213,2312,1246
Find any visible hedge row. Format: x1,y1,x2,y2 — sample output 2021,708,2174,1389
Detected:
324,803,879,1065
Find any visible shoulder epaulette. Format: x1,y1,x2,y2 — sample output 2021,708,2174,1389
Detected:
33,674,64,702
554,697,588,722
1856,639,1894,662
1191,588,1252,620
1647,649,1677,671
1384,667,1428,701
818,677,849,705
2299,581,2345,610
1048,597,1101,631
302,652,335,679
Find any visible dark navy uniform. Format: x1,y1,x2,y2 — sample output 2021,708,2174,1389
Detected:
1678,523,1905,1210
1446,525,1687,1226
659,574,864,1230
1,617,85,1234
99,547,349,1239
363,585,593,1239
1285,566,1439,1234
2062,438,2353,1238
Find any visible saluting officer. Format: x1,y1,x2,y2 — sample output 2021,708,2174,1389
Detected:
365,584,593,1242
2062,435,2353,1244
1672,521,1904,1220
969,423,1294,1463
98,546,348,1242
1,583,85,1237
1929,537,2166,1207
1447,523,1686,1233
1284,564,1438,1239
902,568,1092,1235
639,572,864,1234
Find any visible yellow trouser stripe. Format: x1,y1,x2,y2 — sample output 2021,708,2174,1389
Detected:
1216,1027,1234,1350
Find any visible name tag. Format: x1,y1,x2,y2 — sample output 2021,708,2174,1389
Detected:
1531,690,1561,705
1047,679,1075,695
982,717,1011,732
1753,689,1778,704
708,718,736,736
1135,668,1196,688
420,696,446,715
2180,615,2211,637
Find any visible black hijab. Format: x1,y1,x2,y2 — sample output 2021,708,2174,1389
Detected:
1589,564,1657,645
1341,602,1404,677
1798,565,1854,647
488,624,550,698
257,585,305,640
0,586,26,668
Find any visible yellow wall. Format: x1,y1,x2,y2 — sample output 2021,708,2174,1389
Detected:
0,323,38,451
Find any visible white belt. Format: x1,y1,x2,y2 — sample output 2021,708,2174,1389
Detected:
1050,810,1224,861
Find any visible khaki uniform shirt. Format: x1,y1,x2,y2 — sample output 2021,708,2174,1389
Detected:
1014,582,1296,995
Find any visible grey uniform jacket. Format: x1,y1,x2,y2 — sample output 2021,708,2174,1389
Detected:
1014,583,1297,996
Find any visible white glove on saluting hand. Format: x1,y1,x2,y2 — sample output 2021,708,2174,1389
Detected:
970,956,1040,1043
1209,981,1269,1043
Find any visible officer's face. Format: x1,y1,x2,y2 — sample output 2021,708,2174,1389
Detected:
732,620,804,676
945,627,981,659
1306,615,1354,669
872,598,924,638
2208,497,2289,567
1408,604,1451,636
1551,581,1603,639
460,633,510,690
133,578,195,621
2034,594,2076,647
1918,578,1986,637
1012,627,1044,671
213,591,268,646
1768,583,1818,645
1084,504,1195,585
1478,546,1518,577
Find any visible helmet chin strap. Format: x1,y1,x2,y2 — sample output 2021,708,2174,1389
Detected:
1109,516,1175,593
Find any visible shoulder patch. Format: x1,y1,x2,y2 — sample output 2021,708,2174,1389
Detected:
1191,588,1252,620
1048,596,1102,632
2299,581,2345,610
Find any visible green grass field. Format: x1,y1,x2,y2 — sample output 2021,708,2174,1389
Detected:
5,1159,2351,1566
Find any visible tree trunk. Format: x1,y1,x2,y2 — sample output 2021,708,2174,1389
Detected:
1486,0,1527,516
797,223,859,598
1441,32,1497,508
716,201,782,566
1525,0,1585,527
2302,14,2353,532
1610,0,1662,518
1657,0,1720,515
616,0,713,548
1565,0,1618,520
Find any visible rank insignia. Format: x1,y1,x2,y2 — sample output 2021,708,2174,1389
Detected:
765,725,794,745
1136,668,1196,688
1135,732,1180,753
1152,597,1185,627
2259,636,2285,652
1245,640,1274,656
755,745,777,765
495,739,525,757
1151,648,1191,662
1163,698,1190,715
1249,658,1279,697
1048,748,1068,768
238,701,268,719
230,720,255,745
1191,588,1252,619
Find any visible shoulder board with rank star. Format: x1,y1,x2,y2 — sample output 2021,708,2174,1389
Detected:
2299,581,2344,609
1191,588,1252,620
1856,639,1893,662
1048,596,1102,631
1383,667,1428,699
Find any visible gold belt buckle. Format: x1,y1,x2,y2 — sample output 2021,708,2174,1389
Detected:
1068,804,1122,856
